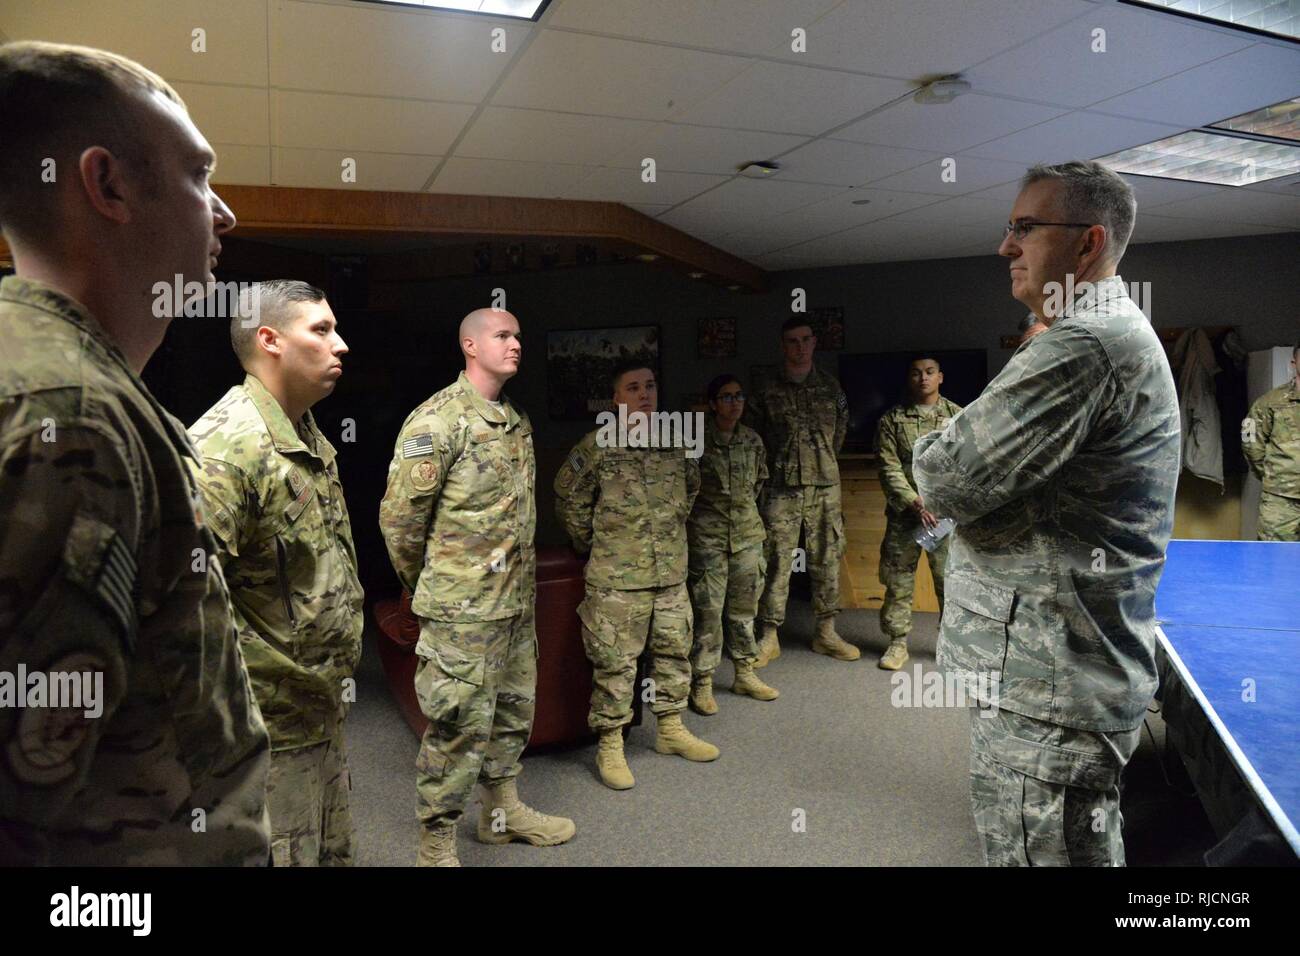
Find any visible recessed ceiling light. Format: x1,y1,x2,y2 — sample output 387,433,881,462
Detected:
914,76,971,105
361,0,549,20
1097,129,1300,185
727,284,742,291
635,253,660,262
688,271,706,279
851,198,872,206
1124,0,1298,41
1210,98,1300,144
738,161,781,179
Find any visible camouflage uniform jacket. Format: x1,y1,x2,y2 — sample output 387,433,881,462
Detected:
189,375,364,751
0,276,270,865
1243,379,1300,499
687,419,768,554
913,276,1181,732
555,428,701,589
874,396,963,514
380,371,535,622
744,365,847,488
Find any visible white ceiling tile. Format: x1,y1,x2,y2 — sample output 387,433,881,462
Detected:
546,0,840,56
1140,189,1300,229
274,90,475,154
968,179,1027,202
836,94,1067,153
676,61,915,135
493,30,751,120
1244,172,1300,196
659,178,847,235
641,125,809,175
626,203,674,217
963,111,1186,164
891,195,1015,230
0,0,270,85
455,107,661,166
173,82,269,146
1129,214,1292,243
967,4,1254,110
781,139,938,186
429,157,594,198
1091,43,1300,128
210,144,272,186
273,147,440,191
564,167,728,205
866,155,1030,194
272,0,528,100
732,188,944,246
791,0,1093,76
1120,174,1229,209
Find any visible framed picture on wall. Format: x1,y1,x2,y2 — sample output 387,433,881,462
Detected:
697,316,738,358
547,325,660,421
811,306,845,351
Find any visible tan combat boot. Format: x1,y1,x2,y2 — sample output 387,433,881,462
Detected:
732,660,780,701
476,778,576,846
416,821,460,867
878,638,910,671
654,712,720,762
689,674,719,715
811,615,860,661
596,728,635,790
754,624,781,668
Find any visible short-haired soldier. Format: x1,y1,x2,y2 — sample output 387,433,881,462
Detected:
189,280,364,866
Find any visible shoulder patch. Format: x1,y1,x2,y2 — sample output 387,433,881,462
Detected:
63,513,137,653
402,433,435,460
5,651,108,785
410,458,440,493
837,392,848,410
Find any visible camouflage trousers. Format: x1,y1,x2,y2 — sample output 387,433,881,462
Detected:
578,582,691,731
759,483,844,625
968,708,1141,867
687,541,764,676
267,730,353,866
1257,491,1300,541
879,511,949,640
414,609,537,828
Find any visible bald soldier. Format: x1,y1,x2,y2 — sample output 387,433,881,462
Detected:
189,280,364,866
0,42,270,864
1242,344,1300,541
381,308,574,867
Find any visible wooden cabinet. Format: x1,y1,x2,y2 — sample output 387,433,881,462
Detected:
838,454,940,612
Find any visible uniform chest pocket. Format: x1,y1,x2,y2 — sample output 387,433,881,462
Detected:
599,452,640,502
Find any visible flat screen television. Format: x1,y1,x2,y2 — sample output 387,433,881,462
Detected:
839,349,989,454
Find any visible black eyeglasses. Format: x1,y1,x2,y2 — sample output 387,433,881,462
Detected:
1003,220,1094,240
715,393,746,404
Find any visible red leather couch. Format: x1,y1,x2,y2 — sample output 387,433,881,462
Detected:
374,547,618,748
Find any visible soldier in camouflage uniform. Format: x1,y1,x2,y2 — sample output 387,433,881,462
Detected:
915,162,1180,866
686,374,779,715
189,281,364,866
0,42,270,865
744,317,856,664
555,361,720,790
1242,345,1300,541
381,309,574,866
874,356,963,670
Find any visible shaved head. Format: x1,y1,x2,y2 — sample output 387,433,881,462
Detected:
460,307,513,346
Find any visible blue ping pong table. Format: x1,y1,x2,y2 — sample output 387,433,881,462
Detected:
1154,539,1300,861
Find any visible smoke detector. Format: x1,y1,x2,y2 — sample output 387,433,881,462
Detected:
914,76,971,105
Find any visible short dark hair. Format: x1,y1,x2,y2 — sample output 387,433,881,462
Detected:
706,373,741,403
0,41,185,245
907,353,941,370
609,358,656,392
780,316,814,338
230,279,327,365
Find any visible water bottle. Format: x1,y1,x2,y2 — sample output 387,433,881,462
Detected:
915,517,956,552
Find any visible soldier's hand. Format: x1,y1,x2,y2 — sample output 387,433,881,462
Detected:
910,496,926,515
920,508,940,530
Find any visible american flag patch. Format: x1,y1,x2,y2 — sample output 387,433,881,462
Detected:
402,433,435,459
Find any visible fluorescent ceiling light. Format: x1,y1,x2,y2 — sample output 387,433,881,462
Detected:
1124,0,1300,41
1210,98,1300,142
1097,129,1300,184
361,0,549,20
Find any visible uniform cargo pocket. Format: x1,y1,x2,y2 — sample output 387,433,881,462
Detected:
414,641,485,728
942,571,1014,675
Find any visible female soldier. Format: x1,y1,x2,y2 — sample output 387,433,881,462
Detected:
687,374,780,714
